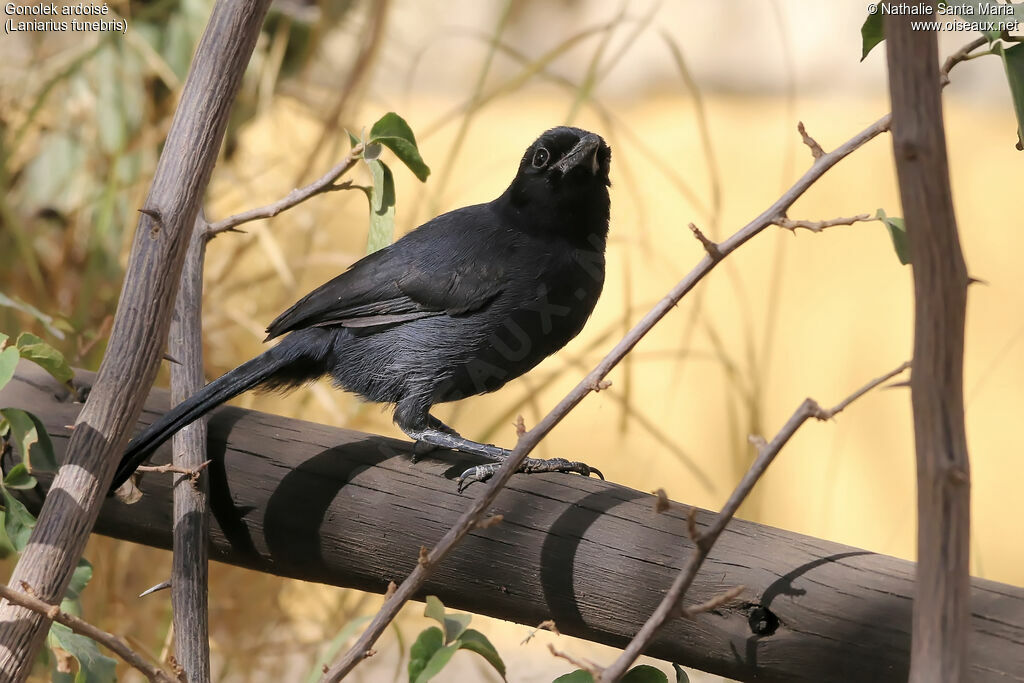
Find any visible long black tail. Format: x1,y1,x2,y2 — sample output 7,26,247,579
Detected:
111,350,293,492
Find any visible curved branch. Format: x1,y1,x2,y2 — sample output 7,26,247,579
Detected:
0,584,176,683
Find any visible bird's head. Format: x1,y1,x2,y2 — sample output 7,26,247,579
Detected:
500,127,611,240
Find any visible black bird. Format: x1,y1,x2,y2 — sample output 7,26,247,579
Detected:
111,126,611,493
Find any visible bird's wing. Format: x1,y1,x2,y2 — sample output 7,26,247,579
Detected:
264,208,508,340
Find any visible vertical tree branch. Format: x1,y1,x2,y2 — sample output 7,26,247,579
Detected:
0,2,271,679
885,9,972,682
169,215,212,683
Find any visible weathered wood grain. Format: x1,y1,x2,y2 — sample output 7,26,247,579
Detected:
3,362,1022,682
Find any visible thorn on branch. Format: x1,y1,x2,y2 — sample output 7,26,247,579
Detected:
683,585,746,619
513,415,526,437
162,352,181,365
475,514,504,530
521,619,559,645
775,213,872,233
688,223,723,261
418,546,430,567
797,121,826,159
653,488,671,514
139,580,172,598
686,507,701,545
384,581,397,599
138,207,162,223
748,434,768,453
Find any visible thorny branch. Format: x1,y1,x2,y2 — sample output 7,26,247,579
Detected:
597,361,910,681
0,583,178,683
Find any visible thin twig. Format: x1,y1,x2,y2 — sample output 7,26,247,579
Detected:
136,460,212,479
205,145,363,237
682,585,746,618
548,644,602,679
321,108,895,683
797,121,825,159
597,361,910,681
0,583,177,683
774,213,873,233
939,35,989,84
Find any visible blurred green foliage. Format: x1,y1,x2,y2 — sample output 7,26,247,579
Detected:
0,0,357,368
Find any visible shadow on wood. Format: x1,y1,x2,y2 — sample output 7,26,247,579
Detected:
2,361,1022,682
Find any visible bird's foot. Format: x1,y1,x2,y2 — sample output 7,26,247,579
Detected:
400,420,602,492
457,458,604,493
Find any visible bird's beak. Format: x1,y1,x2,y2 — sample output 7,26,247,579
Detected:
553,134,602,175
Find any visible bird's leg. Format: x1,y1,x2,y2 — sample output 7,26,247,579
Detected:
401,416,510,462
400,415,603,492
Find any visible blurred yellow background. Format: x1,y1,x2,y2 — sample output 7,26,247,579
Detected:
2,1,1022,681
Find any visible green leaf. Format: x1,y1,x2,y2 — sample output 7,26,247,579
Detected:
456,629,506,679
875,209,911,265
366,159,397,254
860,10,884,61
2,487,36,551
3,463,37,490
408,626,444,683
672,663,691,683
423,595,471,644
994,41,1024,150
414,642,459,683
15,333,73,385
0,293,65,340
0,346,19,392
347,129,361,149
65,558,93,603
622,665,669,683
303,615,372,683
47,622,117,683
0,408,58,472
369,112,431,182
552,671,594,683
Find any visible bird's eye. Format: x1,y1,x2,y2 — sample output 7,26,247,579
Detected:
532,147,550,168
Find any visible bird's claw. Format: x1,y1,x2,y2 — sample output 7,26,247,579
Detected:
411,440,439,463
456,457,603,493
